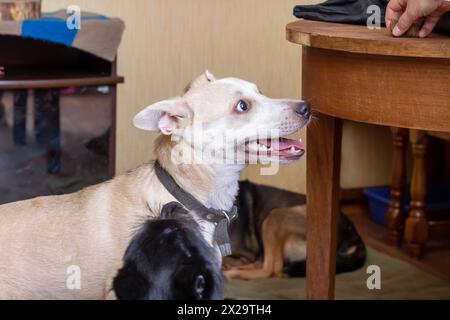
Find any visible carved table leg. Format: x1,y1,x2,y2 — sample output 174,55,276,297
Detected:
13,90,27,146
306,113,342,300
34,89,61,174
386,128,408,246
405,130,428,258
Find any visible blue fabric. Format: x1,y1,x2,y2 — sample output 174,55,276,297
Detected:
22,18,78,46
9,11,123,61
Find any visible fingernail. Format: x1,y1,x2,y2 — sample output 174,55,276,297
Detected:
419,31,428,38
392,26,401,36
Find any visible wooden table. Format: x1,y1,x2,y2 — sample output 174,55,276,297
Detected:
0,36,124,176
286,20,450,299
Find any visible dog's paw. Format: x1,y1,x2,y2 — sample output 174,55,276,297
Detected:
223,269,237,280
223,268,254,280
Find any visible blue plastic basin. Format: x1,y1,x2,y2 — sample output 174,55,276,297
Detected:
363,185,450,226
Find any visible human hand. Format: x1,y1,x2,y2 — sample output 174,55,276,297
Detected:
385,0,450,37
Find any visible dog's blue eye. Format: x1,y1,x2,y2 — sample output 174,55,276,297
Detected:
236,100,249,113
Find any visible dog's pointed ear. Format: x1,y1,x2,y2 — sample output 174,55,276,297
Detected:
185,70,216,92
133,98,191,135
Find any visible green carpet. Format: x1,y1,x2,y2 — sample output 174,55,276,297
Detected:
225,246,450,299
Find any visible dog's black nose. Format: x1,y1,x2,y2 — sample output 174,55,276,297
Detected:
295,101,311,119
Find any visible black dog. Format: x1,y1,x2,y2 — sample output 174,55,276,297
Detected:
113,202,223,300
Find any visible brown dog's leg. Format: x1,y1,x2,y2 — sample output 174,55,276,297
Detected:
224,211,285,280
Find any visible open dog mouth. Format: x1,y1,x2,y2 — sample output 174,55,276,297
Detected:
244,137,305,161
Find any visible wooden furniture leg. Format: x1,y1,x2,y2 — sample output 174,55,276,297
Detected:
386,128,409,246
34,90,46,145
13,90,27,146
109,90,116,177
34,89,61,174
0,91,4,120
405,130,428,258
306,113,342,300
108,60,118,177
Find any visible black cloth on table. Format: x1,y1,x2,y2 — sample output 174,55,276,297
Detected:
293,0,450,35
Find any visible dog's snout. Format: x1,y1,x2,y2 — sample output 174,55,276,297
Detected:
295,101,311,119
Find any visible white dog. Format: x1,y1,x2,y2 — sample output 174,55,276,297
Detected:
0,71,310,299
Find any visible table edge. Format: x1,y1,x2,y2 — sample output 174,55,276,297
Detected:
286,21,450,59
0,75,125,89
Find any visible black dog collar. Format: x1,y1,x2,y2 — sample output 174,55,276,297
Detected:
154,161,237,256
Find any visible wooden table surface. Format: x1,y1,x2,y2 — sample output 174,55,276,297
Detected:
286,20,450,300
287,20,450,59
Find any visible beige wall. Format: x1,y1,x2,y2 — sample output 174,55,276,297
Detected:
43,0,393,192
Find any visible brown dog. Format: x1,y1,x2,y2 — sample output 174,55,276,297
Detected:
223,181,366,279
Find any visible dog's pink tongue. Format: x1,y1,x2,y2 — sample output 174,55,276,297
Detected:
278,138,305,151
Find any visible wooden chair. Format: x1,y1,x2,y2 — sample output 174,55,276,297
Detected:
387,129,450,258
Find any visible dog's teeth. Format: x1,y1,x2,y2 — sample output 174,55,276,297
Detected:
290,146,296,153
